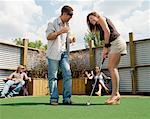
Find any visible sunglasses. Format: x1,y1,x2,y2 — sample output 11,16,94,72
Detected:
68,13,73,17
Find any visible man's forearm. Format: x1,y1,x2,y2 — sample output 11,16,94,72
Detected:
47,32,58,40
47,30,62,40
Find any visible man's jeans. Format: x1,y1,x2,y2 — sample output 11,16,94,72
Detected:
48,52,72,103
1,80,25,96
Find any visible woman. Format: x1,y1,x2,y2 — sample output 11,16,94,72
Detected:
87,12,127,105
85,66,110,96
22,65,32,96
0,65,31,98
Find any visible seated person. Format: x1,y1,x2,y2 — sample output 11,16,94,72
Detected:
85,66,110,96
22,65,31,96
0,65,31,98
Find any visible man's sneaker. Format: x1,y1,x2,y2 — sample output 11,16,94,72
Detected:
63,100,73,105
50,101,59,105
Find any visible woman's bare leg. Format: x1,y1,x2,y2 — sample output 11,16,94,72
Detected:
95,84,102,96
106,53,121,103
99,80,109,91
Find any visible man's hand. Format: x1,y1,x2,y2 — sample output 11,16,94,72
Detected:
60,26,69,34
68,33,76,43
69,37,76,43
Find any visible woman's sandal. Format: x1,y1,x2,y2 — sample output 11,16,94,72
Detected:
105,96,120,105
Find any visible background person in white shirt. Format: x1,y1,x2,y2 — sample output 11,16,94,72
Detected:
46,5,75,105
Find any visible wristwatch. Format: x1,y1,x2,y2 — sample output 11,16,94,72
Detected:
104,43,111,48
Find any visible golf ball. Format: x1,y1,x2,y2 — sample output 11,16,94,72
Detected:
86,102,90,106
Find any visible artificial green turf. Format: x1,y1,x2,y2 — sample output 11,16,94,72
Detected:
0,95,150,119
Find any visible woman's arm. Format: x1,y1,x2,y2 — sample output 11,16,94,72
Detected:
101,72,111,79
97,16,110,59
85,71,94,79
97,16,110,44
23,73,31,81
7,72,15,80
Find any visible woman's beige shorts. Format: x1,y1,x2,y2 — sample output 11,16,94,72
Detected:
110,36,127,55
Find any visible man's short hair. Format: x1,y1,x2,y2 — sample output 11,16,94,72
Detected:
61,5,73,15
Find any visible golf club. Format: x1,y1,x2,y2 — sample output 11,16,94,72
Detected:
86,58,105,106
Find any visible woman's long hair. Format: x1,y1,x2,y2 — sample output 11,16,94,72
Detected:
87,12,101,33
93,66,101,76
16,65,24,73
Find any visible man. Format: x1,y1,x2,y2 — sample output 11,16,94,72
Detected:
46,5,75,105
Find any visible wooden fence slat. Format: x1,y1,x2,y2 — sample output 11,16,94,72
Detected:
30,78,86,96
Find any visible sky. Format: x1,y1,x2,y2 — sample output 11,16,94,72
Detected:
0,0,150,51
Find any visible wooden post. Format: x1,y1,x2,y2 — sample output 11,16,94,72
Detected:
22,39,28,66
129,32,137,94
89,40,95,69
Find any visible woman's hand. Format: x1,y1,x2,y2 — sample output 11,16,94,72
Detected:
28,77,32,82
12,78,17,81
85,71,88,75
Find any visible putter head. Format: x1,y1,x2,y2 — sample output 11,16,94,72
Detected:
86,102,90,106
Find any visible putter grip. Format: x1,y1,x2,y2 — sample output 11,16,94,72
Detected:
101,58,105,65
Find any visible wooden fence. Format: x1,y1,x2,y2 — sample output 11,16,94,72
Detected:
0,32,150,95
29,78,86,96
